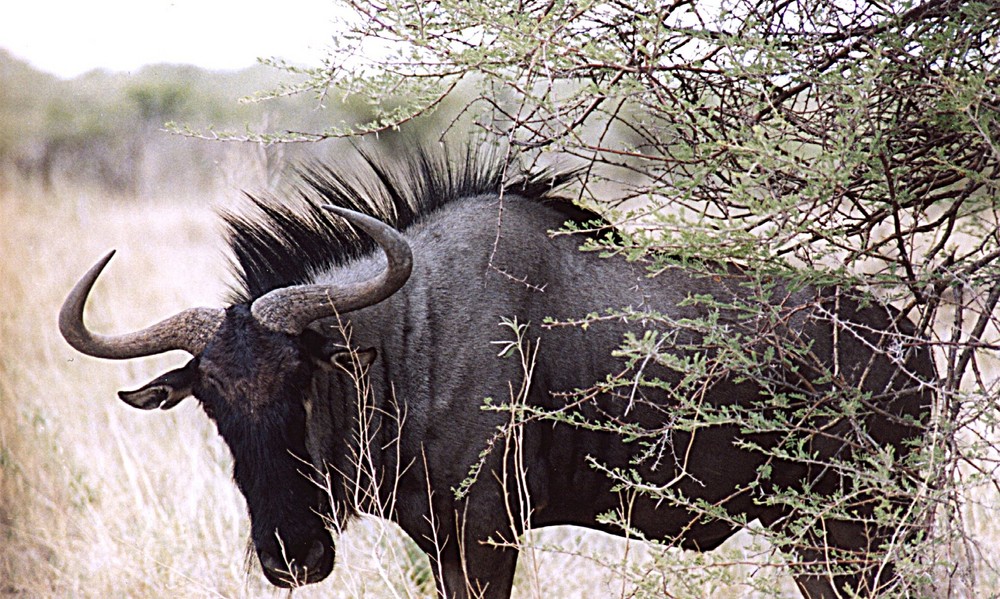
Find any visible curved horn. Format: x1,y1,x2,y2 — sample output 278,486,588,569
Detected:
251,206,414,334
59,250,225,359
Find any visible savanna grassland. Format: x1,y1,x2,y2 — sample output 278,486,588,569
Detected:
3,6,1000,592
5,163,999,598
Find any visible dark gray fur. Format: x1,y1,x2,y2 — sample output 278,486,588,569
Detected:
296,194,932,598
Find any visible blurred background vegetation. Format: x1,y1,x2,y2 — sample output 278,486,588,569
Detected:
0,48,430,199
2,49,265,196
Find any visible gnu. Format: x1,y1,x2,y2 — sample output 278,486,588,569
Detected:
60,147,934,598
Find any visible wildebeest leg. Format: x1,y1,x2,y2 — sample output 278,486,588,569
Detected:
790,546,877,599
433,544,517,599
793,569,841,599
785,517,896,598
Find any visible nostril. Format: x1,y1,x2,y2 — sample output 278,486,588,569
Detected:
259,540,333,587
304,539,325,570
259,550,286,578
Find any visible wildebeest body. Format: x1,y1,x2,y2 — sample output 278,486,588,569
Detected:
302,194,931,597
60,149,934,598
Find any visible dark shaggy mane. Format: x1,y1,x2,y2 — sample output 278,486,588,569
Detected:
223,144,598,304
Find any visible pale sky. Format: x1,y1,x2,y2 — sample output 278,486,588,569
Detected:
1,0,346,78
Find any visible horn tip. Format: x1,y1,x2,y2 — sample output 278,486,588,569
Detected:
87,249,118,280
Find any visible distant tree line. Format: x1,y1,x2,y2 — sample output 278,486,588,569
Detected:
0,51,391,198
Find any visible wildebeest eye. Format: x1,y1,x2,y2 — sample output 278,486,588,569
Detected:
203,371,225,394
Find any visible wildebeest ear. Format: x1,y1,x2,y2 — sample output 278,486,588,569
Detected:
118,359,197,410
330,347,378,374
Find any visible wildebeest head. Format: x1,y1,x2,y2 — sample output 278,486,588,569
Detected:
58,207,412,588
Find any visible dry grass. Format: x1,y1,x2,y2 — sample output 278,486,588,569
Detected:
2,179,997,598
1,184,254,596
